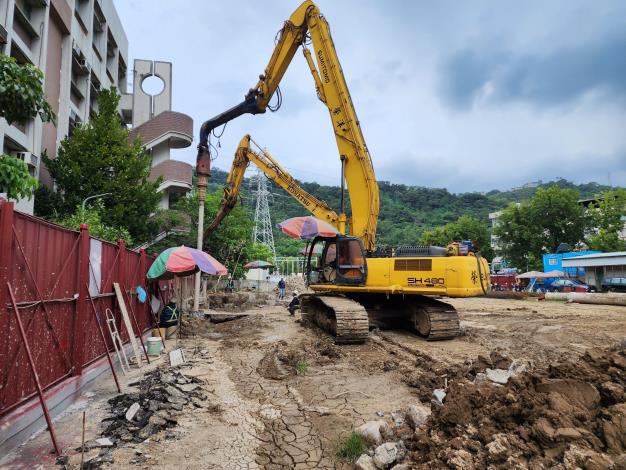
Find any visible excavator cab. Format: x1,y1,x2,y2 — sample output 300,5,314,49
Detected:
306,236,367,287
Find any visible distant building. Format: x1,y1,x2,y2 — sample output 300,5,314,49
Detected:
0,0,192,214
562,251,626,289
542,251,601,278
488,210,502,252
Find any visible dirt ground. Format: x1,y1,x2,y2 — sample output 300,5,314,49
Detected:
2,296,625,469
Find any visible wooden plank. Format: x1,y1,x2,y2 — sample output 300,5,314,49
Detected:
113,283,142,367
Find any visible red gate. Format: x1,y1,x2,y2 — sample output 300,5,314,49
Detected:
0,201,156,416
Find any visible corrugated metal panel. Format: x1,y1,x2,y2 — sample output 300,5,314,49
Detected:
1,205,156,415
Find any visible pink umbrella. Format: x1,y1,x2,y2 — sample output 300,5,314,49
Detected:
147,246,228,280
277,216,338,240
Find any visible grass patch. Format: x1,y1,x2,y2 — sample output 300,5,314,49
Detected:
336,431,367,462
295,359,309,375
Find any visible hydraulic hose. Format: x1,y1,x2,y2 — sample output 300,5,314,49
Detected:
475,252,488,295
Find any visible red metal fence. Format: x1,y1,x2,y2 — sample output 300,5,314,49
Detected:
0,201,156,416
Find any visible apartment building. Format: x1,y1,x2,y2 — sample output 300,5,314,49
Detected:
0,0,192,214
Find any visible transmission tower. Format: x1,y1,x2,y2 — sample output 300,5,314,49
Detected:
251,169,277,264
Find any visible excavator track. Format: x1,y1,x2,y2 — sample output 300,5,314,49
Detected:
410,296,460,341
300,294,369,344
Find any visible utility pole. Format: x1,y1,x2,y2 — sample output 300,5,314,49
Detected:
252,169,277,266
195,138,212,312
194,174,207,312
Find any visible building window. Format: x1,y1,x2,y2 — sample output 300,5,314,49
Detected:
74,0,89,32
92,4,106,60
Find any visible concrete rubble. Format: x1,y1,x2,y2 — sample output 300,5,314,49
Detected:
68,367,208,469
373,441,404,468
356,420,389,446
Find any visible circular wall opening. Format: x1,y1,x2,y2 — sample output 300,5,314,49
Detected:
141,75,165,96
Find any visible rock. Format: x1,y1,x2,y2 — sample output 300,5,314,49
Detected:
446,449,475,469
485,368,511,385
94,437,114,447
490,350,512,369
433,389,446,404
356,420,389,446
390,411,405,426
508,359,529,376
373,442,402,469
563,445,615,470
177,383,200,393
137,423,158,440
473,372,488,385
148,400,160,412
390,464,410,470
148,415,167,427
486,434,510,462
554,427,583,441
355,454,377,470
405,404,431,429
125,402,141,421
165,385,186,398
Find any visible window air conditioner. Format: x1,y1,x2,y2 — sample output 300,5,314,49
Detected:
13,152,38,169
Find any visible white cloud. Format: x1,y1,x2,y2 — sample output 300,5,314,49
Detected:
113,0,626,192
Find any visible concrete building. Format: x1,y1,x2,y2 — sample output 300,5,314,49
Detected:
562,251,626,290
1,0,128,214
0,0,192,214
542,251,601,278
488,210,502,253
125,59,193,210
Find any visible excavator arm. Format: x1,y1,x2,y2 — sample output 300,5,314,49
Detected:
204,134,340,238
198,1,379,251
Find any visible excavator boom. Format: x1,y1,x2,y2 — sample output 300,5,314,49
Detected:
199,1,379,251
204,135,340,238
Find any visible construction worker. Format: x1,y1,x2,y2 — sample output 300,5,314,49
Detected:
159,297,180,338
277,278,286,300
288,291,300,316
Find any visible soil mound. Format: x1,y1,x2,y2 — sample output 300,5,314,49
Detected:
408,345,626,469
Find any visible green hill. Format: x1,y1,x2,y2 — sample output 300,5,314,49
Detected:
205,168,614,256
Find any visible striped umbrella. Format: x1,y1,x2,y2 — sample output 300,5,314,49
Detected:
243,260,274,269
276,216,338,240
147,246,228,280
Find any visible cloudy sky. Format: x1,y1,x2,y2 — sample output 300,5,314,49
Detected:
113,0,626,193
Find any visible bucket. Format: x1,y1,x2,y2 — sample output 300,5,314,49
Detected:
147,337,162,356
152,327,166,338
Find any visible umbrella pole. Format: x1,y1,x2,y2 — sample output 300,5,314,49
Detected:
194,176,208,312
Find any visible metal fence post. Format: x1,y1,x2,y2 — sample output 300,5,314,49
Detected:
139,248,147,324
0,201,15,400
73,224,90,375
116,239,127,339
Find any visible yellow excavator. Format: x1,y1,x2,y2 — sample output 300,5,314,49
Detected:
197,1,490,343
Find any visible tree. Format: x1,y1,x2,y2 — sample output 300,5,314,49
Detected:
586,189,626,252
152,189,272,278
56,202,133,245
0,54,55,125
494,186,588,269
420,215,494,260
43,89,161,241
0,155,38,200
0,54,55,201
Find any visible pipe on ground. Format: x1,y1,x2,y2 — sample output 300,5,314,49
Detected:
567,292,626,306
